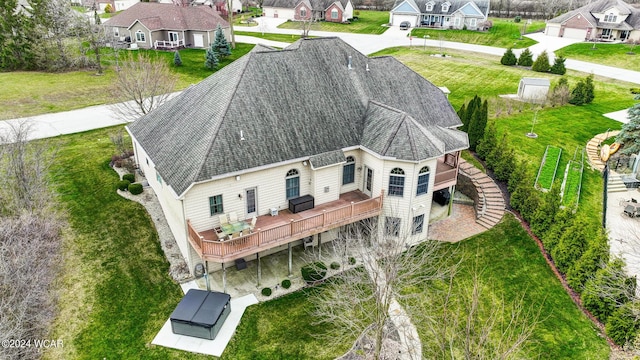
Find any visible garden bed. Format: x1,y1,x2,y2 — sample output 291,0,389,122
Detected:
560,159,584,209
535,145,562,191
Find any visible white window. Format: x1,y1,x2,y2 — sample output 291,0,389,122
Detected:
412,215,424,235
454,17,461,26
388,167,405,197
470,18,477,27
331,8,338,20
604,13,617,22
135,30,146,43
300,7,306,17
441,4,449,12
209,195,224,215
113,27,119,37
169,32,179,42
416,166,430,195
342,156,355,185
286,169,300,199
426,2,433,11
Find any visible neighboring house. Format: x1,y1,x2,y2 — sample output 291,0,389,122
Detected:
389,0,490,29
213,0,243,15
126,37,469,279
82,0,139,11
103,2,229,50
262,0,353,23
545,0,640,41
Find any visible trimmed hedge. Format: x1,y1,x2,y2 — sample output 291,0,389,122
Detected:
281,279,291,289
261,287,272,297
117,180,130,191
348,257,356,265
122,173,135,183
128,183,143,195
301,262,327,283
330,262,340,270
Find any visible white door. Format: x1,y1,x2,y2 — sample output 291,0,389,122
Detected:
563,28,587,40
246,188,257,217
193,34,204,48
364,166,373,197
392,14,417,27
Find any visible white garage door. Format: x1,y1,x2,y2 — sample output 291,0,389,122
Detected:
392,14,417,27
563,28,587,40
545,25,560,37
193,34,204,48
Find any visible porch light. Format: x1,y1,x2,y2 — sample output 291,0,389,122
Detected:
235,175,241,181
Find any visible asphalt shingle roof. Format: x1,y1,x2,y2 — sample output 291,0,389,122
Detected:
391,0,489,17
262,0,349,11
127,37,468,196
103,2,228,31
547,0,640,30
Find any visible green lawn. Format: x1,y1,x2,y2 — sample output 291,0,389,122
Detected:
410,215,609,359
410,18,546,49
0,44,254,120
556,42,640,71
277,10,389,34
561,160,584,208
535,146,562,190
234,31,303,43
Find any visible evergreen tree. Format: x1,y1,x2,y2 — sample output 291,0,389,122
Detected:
494,145,516,182
583,74,595,104
173,50,182,67
0,0,37,70
468,100,488,151
569,79,587,105
212,24,231,57
531,50,550,72
94,10,101,25
204,44,219,69
500,47,517,65
550,55,566,75
461,95,480,132
616,95,640,155
517,48,533,66
476,120,497,160
456,103,466,127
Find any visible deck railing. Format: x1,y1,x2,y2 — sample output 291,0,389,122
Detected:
154,39,185,49
188,194,383,262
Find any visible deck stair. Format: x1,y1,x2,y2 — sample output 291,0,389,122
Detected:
458,160,505,229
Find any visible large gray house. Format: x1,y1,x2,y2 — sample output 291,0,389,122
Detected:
389,0,490,29
126,37,468,279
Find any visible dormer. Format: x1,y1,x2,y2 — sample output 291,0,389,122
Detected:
603,11,618,23
425,1,434,11
441,1,450,12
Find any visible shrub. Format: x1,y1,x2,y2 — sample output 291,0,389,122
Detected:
117,180,130,191
531,50,550,72
114,159,123,168
330,262,341,270
550,56,567,75
173,51,182,67
348,257,356,265
281,279,291,289
301,261,327,283
104,3,113,13
569,75,595,105
111,154,121,163
122,173,135,183
501,48,517,66
128,183,143,195
514,15,522,23
517,48,533,67
606,303,640,345
261,287,272,297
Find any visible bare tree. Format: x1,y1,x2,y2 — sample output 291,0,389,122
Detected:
111,52,177,120
309,218,454,359
0,122,57,216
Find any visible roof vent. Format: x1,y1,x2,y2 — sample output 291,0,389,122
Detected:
240,130,245,141
348,55,352,70
366,63,369,72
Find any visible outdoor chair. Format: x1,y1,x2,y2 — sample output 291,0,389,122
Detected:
219,214,229,225
249,216,257,232
215,228,225,241
229,211,238,223
624,205,636,217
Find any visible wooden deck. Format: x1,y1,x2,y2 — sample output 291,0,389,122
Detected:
188,190,383,263
433,152,460,191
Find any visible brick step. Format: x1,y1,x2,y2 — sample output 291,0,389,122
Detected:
482,212,504,223
477,218,498,229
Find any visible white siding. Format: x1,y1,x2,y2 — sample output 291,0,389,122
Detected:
340,150,361,194
263,7,295,19
344,0,353,20
311,165,341,204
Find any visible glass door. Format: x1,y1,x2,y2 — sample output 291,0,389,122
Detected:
246,188,257,217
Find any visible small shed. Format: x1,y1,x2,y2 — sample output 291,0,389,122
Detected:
517,78,550,103
170,289,231,340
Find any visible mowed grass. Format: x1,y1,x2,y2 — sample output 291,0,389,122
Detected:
410,18,546,48
0,44,254,120
556,42,640,71
535,146,562,190
234,31,303,43
409,215,609,359
278,10,389,34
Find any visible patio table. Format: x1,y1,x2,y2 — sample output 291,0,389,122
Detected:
221,221,250,237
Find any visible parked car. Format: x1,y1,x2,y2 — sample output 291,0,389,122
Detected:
399,21,410,30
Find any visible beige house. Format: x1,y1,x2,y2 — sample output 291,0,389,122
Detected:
545,0,640,42
126,38,468,283
103,2,229,50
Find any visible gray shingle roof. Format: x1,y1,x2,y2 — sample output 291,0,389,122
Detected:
391,0,489,17
103,2,228,31
310,150,346,168
547,0,640,30
127,38,468,196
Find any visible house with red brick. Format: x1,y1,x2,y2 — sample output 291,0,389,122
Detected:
262,0,353,23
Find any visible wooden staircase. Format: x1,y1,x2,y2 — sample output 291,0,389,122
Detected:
586,130,619,172
458,160,506,229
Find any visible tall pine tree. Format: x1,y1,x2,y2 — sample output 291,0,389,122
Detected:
205,44,219,69
467,99,488,151
212,24,231,57
616,95,640,155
